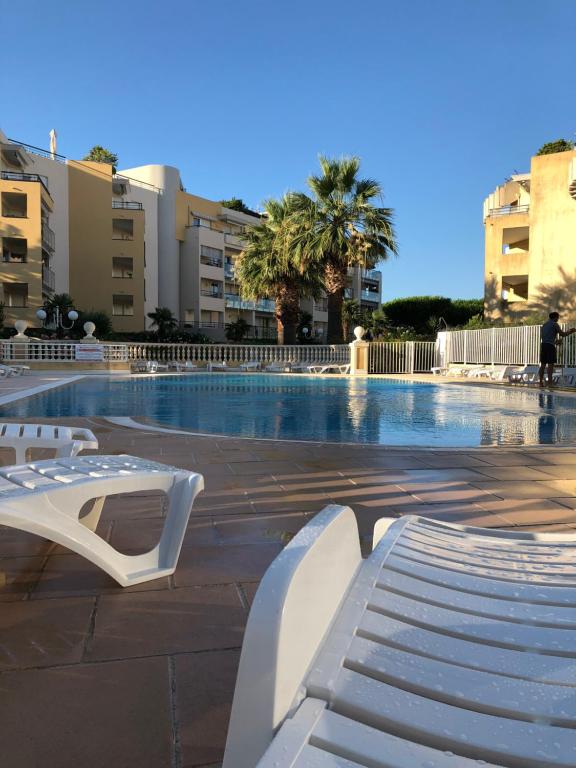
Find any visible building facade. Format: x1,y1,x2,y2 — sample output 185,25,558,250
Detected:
0,130,383,338
484,149,576,320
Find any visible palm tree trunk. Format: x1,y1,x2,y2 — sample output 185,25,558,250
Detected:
276,285,300,345
324,263,347,343
327,289,345,343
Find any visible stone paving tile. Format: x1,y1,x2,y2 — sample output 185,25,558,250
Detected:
0,527,54,557
99,491,167,522
494,506,576,526
527,452,576,465
551,498,576,510
250,498,328,515
532,465,576,479
408,454,495,469
0,657,173,768
346,468,493,485
32,552,171,598
463,466,555,481
323,484,417,506
213,512,310,545
109,515,219,554
87,585,245,661
0,555,46,601
396,481,506,505
229,460,304,476
240,582,259,608
0,596,95,671
174,542,283,587
176,650,240,768
469,479,576,499
466,452,549,467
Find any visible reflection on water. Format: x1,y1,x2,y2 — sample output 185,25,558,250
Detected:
2,374,576,447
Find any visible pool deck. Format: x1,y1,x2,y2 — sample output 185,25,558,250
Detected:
3,375,576,766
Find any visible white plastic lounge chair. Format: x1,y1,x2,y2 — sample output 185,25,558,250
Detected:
225,504,576,768
290,361,316,372
239,361,261,371
168,360,198,372
0,454,203,586
131,359,158,373
0,363,30,376
307,362,350,374
265,361,291,373
508,364,539,383
207,360,228,371
0,422,98,464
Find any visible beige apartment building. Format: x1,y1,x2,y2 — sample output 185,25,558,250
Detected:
484,148,576,320
0,130,382,339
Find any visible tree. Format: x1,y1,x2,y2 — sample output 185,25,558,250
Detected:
225,317,249,342
536,139,574,156
42,293,76,338
342,299,364,341
147,307,178,340
237,196,323,345
219,198,260,217
297,311,313,343
289,156,397,343
83,145,119,173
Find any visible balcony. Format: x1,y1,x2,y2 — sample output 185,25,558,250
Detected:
201,289,223,300
487,204,529,218
112,201,143,210
224,264,235,279
1,171,51,197
41,223,55,253
224,233,244,248
200,255,223,269
364,269,381,281
314,300,328,313
42,264,55,293
255,299,275,313
361,290,379,302
225,294,255,310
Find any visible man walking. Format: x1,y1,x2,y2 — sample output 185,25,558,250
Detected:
539,312,576,387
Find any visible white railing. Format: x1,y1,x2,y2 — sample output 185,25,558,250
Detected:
126,343,350,366
369,341,437,374
0,341,129,362
442,324,576,367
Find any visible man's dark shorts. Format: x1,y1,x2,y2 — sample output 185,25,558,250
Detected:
540,343,557,365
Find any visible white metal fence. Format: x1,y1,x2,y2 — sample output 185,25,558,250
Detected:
369,341,437,374
442,325,576,367
0,341,129,362
126,343,350,366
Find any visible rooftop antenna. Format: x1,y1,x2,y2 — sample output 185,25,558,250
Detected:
49,129,57,159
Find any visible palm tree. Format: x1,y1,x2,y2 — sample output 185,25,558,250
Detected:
237,196,322,345
147,307,178,340
290,156,397,343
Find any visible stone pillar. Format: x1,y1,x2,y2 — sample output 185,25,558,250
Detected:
349,326,369,375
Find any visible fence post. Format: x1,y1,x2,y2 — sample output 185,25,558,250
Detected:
349,328,369,375
406,341,415,373
523,326,529,366
491,326,495,367
463,331,467,365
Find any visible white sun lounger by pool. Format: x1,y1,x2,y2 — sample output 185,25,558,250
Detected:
307,362,350,374
0,363,30,376
0,454,204,586
0,423,98,464
168,360,198,372
239,361,261,371
207,360,228,371
224,504,576,768
265,361,291,373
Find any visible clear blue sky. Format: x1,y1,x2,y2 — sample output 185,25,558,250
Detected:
3,0,575,301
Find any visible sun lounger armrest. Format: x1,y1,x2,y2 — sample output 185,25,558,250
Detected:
223,504,362,768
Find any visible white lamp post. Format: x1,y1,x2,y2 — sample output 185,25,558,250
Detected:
36,307,79,331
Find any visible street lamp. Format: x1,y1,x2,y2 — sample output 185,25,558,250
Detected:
36,307,79,331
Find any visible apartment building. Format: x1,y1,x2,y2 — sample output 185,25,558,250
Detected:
483,148,576,320
0,130,383,339
0,130,148,332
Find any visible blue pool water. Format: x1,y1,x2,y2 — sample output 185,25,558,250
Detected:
1,374,575,447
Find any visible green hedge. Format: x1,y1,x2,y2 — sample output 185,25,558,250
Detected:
380,296,483,334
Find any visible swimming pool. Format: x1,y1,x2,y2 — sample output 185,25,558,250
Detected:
2,374,576,447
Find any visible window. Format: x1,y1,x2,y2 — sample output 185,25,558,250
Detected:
113,294,134,316
200,310,223,326
184,309,195,322
3,283,28,307
112,257,134,278
200,279,223,298
112,218,134,240
2,237,27,263
200,244,223,268
1,192,27,218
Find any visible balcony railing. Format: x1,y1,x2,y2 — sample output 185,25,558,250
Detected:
487,204,530,217
201,289,223,299
224,264,235,279
364,269,382,281
361,290,380,302
255,299,275,313
112,201,143,210
41,223,55,252
42,264,55,292
224,232,244,247
1,171,50,196
200,256,223,269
